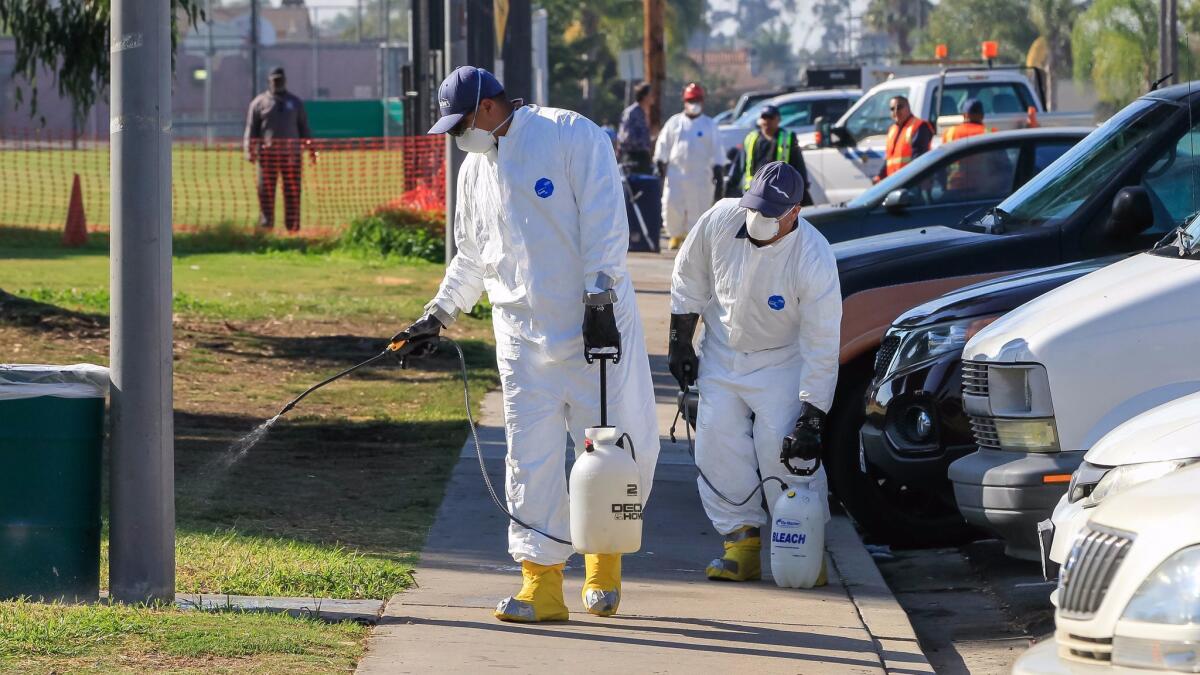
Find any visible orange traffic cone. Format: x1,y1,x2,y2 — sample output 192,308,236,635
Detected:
63,173,87,247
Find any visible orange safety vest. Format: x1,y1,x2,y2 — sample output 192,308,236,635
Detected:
941,122,987,144
884,117,932,177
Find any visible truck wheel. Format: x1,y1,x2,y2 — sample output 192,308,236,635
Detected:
826,369,981,548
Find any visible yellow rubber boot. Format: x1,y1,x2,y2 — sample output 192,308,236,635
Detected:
668,236,684,249
582,553,622,617
706,526,762,581
494,561,569,623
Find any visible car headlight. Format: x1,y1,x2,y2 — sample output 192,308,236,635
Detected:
885,316,999,378
1082,459,1199,508
1067,461,1110,504
1113,546,1200,671
992,418,1060,451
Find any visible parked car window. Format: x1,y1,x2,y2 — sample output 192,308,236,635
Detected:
1140,127,1200,232
999,99,1173,227
933,83,1036,119
734,97,852,129
843,87,910,141
809,97,853,124
1031,142,1076,176
920,146,1020,204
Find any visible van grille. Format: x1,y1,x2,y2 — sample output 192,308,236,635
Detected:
968,416,1002,449
1058,526,1135,619
961,361,989,397
874,333,902,381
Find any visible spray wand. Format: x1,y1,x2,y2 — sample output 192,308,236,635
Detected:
274,338,412,418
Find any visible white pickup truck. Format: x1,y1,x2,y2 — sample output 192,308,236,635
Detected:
802,67,1093,205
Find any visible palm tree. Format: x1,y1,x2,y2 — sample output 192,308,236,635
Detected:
864,0,932,58
1029,0,1083,110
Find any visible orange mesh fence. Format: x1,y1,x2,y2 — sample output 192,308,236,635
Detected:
0,131,445,235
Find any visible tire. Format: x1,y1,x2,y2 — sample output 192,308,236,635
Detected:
826,365,981,548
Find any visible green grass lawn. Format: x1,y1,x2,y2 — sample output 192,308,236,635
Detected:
0,145,410,231
0,229,497,671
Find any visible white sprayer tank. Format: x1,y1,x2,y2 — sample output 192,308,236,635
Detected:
569,426,642,554
770,485,825,588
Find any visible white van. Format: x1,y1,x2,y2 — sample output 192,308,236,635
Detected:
952,213,1200,560
1013,460,1200,673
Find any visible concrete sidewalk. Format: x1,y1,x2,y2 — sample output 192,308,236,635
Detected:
357,253,932,674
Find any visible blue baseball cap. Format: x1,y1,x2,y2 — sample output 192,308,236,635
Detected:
960,97,984,116
739,161,804,217
428,66,505,135
760,104,781,119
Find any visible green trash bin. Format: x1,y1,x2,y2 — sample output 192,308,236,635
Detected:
0,364,107,602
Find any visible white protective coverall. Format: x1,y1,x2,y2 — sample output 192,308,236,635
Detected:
653,112,724,239
428,104,661,565
670,198,841,534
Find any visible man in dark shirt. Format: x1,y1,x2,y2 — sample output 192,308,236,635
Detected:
244,67,314,232
617,82,653,174
727,105,812,205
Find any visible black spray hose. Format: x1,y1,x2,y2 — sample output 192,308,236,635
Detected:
444,337,574,546
273,336,637,547
670,388,789,507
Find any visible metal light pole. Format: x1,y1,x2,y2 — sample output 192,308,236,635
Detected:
109,0,176,604
250,0,261,98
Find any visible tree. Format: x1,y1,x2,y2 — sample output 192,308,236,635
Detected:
0,0,203,122
1029,0,1083,110
864,0,932,58
1072,0,1157,111
813,0,849,58
917,0,1038,64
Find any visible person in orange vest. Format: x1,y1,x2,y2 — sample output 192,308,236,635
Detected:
942,98,987,144
873,95,932,184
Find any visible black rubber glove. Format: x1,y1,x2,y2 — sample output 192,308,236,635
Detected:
390,314,444,365
781,402,825,476
655,161,668,180
583,290,621,363
668,313,700,391
711,165,724,203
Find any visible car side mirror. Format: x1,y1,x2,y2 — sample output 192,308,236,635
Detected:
883,188,912,213
1105,186,1153,241
830,125,855,148
815,117,832,148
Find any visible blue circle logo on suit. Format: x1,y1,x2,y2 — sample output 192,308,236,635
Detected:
768,295,786,310
534,178,554,198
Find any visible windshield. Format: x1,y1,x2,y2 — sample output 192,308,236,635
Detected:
842,87,910,141
993,99,1176,228
845,144,948,208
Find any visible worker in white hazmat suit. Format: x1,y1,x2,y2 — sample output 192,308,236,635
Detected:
393,66,660,622
668,161,841,583
654,82,725,250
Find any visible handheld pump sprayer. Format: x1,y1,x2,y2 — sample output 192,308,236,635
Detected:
262,334,643,554
670,389,827,588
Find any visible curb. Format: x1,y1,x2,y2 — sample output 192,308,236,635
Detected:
827,516,935,674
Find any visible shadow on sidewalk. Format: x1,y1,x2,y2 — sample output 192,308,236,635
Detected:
377,612,886,669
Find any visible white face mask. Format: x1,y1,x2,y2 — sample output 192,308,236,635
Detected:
684,102,703,116
746,206,796,241
455,75,514,154
745,210,780,240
